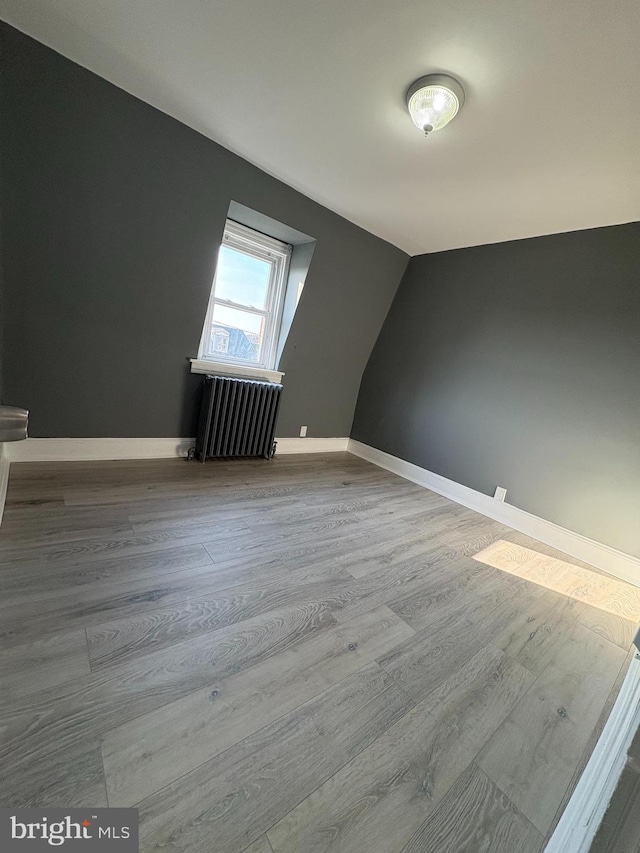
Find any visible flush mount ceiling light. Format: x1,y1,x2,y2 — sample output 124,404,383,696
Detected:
406,74,465,136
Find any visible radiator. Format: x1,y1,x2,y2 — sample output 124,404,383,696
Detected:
193,375,283,461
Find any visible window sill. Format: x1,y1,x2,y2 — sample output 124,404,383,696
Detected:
190,358,284,384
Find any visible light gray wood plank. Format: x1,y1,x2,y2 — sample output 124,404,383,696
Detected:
5,495,65,509
269,521,418,574
570,598,637,650
330,550,473,625
0,603,336,776
137,662,413,853
242,837,274,853
0,737,107,809
333,530,447,578
0,505,133,547
0,629,90,700
0,552,293,645
87,561,352,669
241,513,371,558
101,605,414,806
0,543,214,597
127,503,282,532
377,581,535,704
401,763,543,853
476,623,627,834
0,517,254,568
384,557,524,632
267,644,534,853
492,591,579,676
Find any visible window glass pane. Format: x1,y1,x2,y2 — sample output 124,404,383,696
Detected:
210,303,265,363
215,245,271,310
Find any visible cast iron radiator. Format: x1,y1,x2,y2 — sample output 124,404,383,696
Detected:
193,375,283,461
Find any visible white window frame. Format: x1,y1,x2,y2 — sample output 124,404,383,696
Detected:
198,220,292,372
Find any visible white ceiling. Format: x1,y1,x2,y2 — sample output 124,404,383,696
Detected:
3,0,640,255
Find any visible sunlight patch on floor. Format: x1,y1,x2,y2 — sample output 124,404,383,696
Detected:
474,540,640,623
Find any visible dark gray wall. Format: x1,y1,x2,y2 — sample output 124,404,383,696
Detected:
0,132,5,406
0,23,408,439
353,222,640,558
0,202,4,407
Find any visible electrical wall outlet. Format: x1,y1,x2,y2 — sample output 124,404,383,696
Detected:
494,486,507,502
299,425,307,437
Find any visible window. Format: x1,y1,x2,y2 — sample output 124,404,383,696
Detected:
199,221,292,370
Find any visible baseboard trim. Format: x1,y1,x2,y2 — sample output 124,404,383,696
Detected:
3,436,350,463
544,653,640,853
4,438,196,462
347,440,640,587
275,437,349,454
0,445,10,526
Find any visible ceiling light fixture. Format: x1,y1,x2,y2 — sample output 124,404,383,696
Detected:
406,74,465,136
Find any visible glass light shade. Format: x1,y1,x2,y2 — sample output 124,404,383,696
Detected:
406,74,464,135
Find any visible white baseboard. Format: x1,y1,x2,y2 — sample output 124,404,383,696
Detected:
2,436,350,463
544,653,640,852
347,440,640,587
4,438,196,462
0,445,10,526
275,437,349,454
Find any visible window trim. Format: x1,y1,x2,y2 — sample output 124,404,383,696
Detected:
198,220,292,371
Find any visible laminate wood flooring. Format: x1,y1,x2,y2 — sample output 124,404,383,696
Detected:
0,452,636,853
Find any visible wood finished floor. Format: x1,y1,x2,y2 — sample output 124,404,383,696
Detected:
0,452,637,853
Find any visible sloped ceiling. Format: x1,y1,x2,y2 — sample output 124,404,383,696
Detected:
2,0,639,254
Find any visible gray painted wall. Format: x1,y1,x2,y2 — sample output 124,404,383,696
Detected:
353,222,640,558
0,148,5,406
0,202,4,407
0,23,408,439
